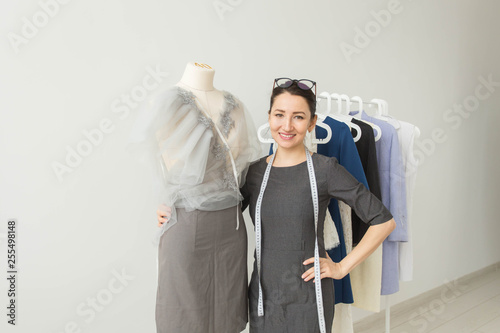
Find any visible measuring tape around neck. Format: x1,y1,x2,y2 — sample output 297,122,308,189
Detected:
254,147,326,333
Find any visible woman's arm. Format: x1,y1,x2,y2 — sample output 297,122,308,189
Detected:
303,156,396,281
302,218,395,281
239,173,251,212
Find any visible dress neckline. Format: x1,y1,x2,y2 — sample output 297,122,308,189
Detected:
176,86,226,115
264,153,315,169
175,86,237,138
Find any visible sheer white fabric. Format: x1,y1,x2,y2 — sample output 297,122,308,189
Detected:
126,86,261,243
339,201,352,253
324,211,340,250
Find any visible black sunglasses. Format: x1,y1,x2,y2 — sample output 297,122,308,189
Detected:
273,77,317,96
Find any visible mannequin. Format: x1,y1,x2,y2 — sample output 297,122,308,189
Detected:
175,62,224,119
159,62,245,164
134,62,260,333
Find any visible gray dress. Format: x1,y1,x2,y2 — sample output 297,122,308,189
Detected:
156,206,248,333
151,87,259,333
241,154,393,333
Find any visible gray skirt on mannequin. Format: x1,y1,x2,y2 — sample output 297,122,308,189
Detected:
155,205,248,333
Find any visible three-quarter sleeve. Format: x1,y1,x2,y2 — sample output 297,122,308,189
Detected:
327,157,393,226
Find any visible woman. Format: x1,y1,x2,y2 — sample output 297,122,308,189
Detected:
241,78,395,332
157,78,395,332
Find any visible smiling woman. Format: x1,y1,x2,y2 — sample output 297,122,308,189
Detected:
268,94,316,154
266,78,318,165
240,78,396,333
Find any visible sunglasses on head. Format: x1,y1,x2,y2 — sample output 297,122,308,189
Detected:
273,77,317,96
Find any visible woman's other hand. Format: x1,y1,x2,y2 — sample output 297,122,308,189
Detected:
301,252,345,282
156,204,172,227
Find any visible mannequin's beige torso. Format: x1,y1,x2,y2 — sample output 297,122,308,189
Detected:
175,62,225,124
156,62,243,164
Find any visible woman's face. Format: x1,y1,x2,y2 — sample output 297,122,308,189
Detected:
268,92,317,151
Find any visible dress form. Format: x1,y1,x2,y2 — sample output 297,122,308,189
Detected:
144,62,254,332
175,62,224,123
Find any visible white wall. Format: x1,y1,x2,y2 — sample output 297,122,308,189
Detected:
0,0,499,332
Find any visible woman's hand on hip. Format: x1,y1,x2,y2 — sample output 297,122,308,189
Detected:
156,204,171,227
302,252,345,282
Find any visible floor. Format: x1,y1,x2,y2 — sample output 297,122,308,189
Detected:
353,262,500,333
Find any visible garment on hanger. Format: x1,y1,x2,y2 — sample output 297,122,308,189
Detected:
371,116,418,282
349,117,384,312
350,118,382,244
357,114,408,243
383,118,419,282
350,111,407,295
332,201,354,333
332,302,353,333
314,116,370,303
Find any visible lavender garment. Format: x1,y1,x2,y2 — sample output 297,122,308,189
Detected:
351,111,408,295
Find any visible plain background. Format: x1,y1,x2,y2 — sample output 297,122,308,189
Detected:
1,0,499,332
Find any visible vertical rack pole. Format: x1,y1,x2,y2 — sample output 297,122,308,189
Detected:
385,295,391,333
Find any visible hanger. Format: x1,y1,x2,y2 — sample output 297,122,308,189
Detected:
371,98,396,123
257,123,275,143
319,91,332,115
314,114,333,144
370,98,385,117
340,94,362,142
340,93,351,115
327,93,362,142
351,95,382,141
377,98,421,139
381,99,389,116
350,95,363,117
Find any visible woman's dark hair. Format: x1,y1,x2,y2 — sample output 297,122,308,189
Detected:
269,82,317,118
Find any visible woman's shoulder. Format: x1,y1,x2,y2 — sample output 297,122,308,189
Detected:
248,155,269,170
312,153,339,168
244,155,268,185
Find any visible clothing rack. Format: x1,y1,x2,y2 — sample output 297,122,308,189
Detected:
317,91,393,333
316,93,382,107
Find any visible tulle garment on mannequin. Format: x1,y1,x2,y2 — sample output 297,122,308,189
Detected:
127,62,261,333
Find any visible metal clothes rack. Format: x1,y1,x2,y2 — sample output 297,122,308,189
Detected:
316,94,381,107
